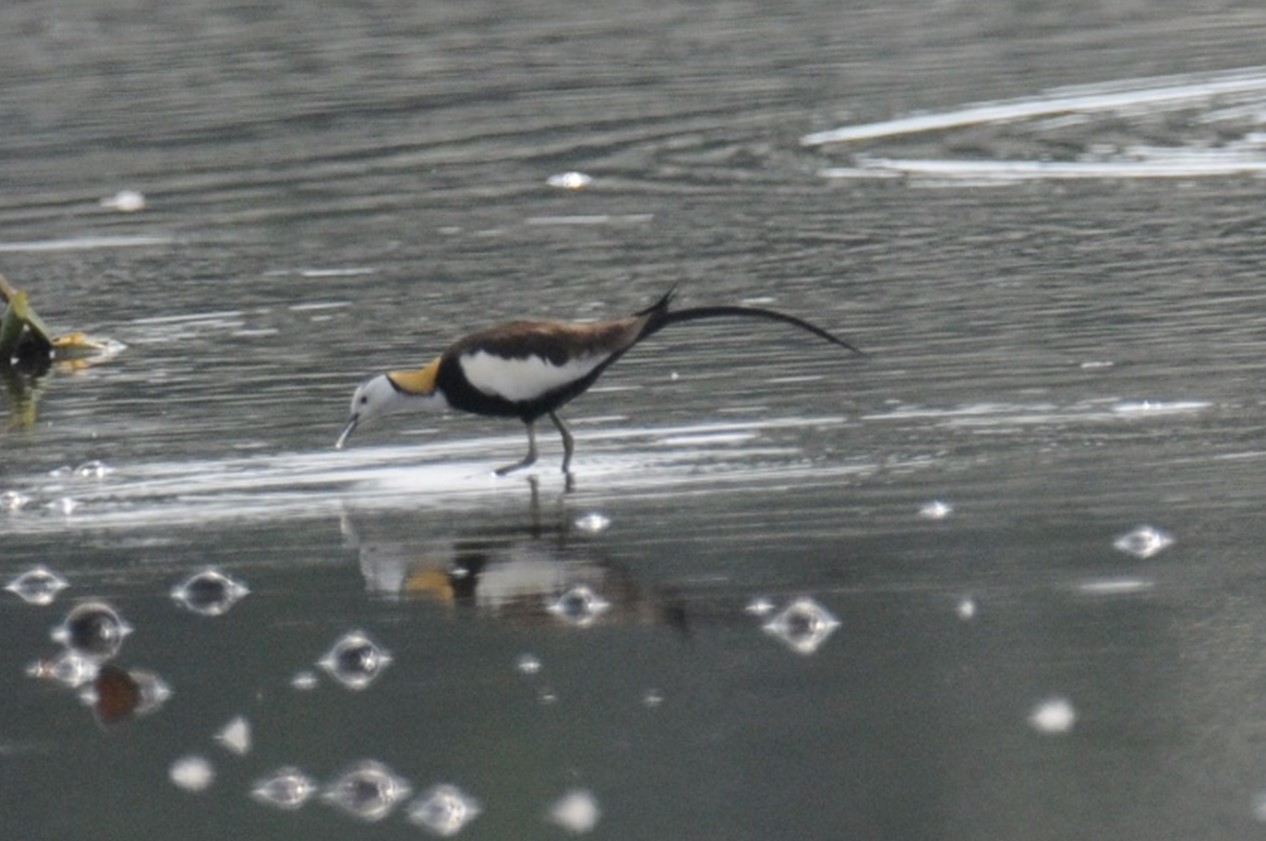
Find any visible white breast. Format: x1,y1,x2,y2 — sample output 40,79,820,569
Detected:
458,350,607,403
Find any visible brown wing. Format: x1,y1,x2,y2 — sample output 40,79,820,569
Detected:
448,315,646,366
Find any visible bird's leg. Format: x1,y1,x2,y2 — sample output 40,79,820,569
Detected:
495,421,538,475
548,410,574,474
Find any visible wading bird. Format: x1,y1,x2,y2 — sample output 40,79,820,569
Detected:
336,288,863,475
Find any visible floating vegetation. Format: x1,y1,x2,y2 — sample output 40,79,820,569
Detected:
546,585,611,628
762,597,840,655
6,566,69,605
1113,525,1174,559
1,273,126,428
322,760,412,822
318,630,393,690
171,568,250,616
252,767,318,811
51,601,132,660
406,784,482,836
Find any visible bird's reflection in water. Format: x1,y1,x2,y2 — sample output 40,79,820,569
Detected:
342,479,685,631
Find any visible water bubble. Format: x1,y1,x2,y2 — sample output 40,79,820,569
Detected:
6,566,69,605
573,512,611,533
322,760,411,822
956,597,977,620
252,767,318,810
919,500,954,520
82,664,171,724
642,688,664,708
1252,791,1266,822
407,784,482,836
52,601,132,659
100,190,146,212
26,650,99,687
1077,577,1154,596
546,585,611,628
318,630,393,690
215,716,251,756
546,171,593,190
548,789,601,834
516,653,542,675
1113,525,1174,559
537,686,559,705
743,596,776,617
1029,696,1076,735
169,755,215,792
290,670,319,691
50,497,80,516
762,597,840,655
74,460,111,479
171,568,249,616
1,490,32,511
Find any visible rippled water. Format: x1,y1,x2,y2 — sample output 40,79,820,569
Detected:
6,1,1266,839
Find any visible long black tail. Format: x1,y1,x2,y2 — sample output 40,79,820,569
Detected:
637,288,865,356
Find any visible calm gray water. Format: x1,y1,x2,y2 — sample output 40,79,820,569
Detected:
5,1,1266,839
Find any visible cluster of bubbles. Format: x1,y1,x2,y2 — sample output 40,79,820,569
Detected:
1,460,117,520
909,501,1180,737
248,760,484,835
15,565,251,725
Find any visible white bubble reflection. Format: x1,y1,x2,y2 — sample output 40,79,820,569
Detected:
762,597,840,655
318,630,392,690
1,490,32,511
546,585,610,628
546,171,593,189
572,512,611,533
6,566,69,605
26,650,99,687
169,755,215,792
51,601,132,660
918,499,954,520
215,716,251,756
74,460,112,479
407,784,482,836
1029,697,1077,735
1113,525,1174,559
322,760,411,822
252,767,318,810
548,789,601,834
171,568,250,616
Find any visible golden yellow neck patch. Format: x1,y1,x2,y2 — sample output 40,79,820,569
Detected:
387,357,441,395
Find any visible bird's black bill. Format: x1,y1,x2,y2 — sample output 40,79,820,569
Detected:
335,416,358,449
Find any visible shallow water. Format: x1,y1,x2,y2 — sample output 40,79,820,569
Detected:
6,1,1266,839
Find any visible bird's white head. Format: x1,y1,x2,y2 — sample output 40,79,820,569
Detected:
336,358,448,449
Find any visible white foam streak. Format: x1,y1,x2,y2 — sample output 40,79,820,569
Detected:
802,67,1266,145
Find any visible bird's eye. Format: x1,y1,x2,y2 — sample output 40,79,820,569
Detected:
359,395,369,405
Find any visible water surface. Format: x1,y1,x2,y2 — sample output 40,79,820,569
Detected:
5,1,1266,839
